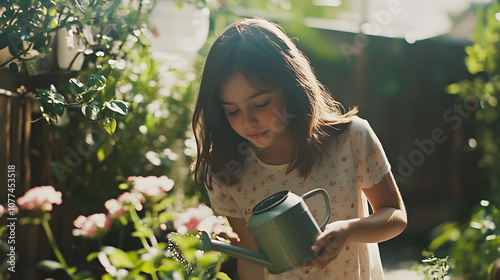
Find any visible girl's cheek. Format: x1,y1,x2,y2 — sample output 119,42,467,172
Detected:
227,117,241,132
266,107,286,128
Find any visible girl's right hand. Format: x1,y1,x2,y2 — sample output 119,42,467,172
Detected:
304,219,357,268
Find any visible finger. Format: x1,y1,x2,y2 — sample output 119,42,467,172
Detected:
311,232,332,252
320,244,343,268
306,242,342,268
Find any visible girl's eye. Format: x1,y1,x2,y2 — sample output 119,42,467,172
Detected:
254,100,270,108
226,109,239,116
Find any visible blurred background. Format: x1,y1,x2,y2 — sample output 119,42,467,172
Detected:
1,0,499,279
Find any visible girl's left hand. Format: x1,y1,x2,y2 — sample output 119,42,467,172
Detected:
303,219,355,268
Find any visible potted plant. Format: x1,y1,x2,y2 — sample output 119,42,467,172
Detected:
148,0,210,60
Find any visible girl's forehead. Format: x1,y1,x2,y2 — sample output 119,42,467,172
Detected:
222,71,274,91
219,72,277,102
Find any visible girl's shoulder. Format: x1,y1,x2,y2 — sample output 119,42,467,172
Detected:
325,116,370,140
346,116,370,133
321,116,376,151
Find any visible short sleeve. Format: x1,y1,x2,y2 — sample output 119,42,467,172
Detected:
350,117,391,188
206,177,245,218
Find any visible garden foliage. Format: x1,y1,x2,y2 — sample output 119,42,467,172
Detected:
429,1,500,278
0,0,235,278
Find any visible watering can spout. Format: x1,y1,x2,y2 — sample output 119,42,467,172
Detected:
200,231,272,269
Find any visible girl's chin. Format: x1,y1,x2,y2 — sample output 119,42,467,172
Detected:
247,130,286,149
248,140,268,149
247,138,273,149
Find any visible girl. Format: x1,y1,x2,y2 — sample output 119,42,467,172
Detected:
192,18,407,279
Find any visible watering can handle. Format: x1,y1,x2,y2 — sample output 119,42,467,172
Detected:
301,188,331,228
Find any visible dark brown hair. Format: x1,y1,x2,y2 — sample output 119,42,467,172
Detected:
191,18,357,188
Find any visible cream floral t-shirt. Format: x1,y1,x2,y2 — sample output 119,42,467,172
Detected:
207,117,390,279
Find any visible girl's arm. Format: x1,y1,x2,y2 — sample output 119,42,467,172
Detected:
226,217,266,280
308,171,407,268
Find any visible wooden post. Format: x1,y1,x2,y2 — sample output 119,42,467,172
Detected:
0,88,36,280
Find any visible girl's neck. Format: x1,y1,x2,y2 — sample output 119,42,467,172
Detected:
253,136,294,165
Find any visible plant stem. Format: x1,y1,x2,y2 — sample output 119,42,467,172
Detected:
128,206,150,249
42,218,68,269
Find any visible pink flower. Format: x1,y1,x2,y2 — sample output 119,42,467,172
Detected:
104,199,126,218
105,192,145,218
174,204,238,239
73,213,111,238
130,175,174,197
17,186,62,212
0,205,4,218
174,204,214,234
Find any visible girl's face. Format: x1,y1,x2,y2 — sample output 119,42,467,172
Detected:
220,72,292,152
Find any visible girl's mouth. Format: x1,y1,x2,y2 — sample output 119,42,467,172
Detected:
248,130,268,140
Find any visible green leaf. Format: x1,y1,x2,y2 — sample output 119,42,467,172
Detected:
103,118,117,135
105,100,128,115
86,252,100,262
82,100,102,120
55,103,65,117
69,78,86,94
8,62,18,74
131,227,155,239
36,85,67,105
7,34,23,56
0,33,9,49
87,75,106,91
19,0,32,11
81,89,99,104
102,274,114,280
141,258,155,274
197,251,221,266
158,211,177,224
214,272,232,280
108,248,136,268
157,259,182,272
37,260,64,271
429,222,461,250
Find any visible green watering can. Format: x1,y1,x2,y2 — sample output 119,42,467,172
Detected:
201,188,331,274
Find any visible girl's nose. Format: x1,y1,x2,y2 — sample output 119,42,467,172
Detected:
241,110,257,128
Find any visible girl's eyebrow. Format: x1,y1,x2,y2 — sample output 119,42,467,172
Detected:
221,89,272,105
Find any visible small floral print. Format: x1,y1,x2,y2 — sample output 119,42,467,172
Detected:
73,213,111,238
17,185,62,212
